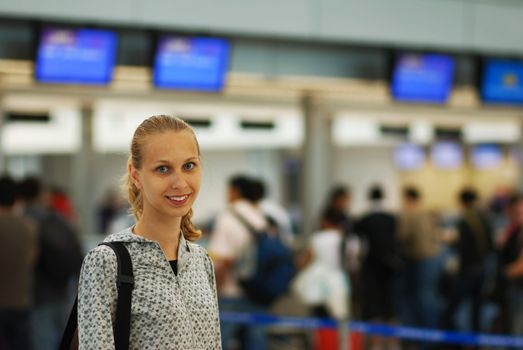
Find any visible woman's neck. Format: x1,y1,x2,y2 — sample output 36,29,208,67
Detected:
133,214,182,260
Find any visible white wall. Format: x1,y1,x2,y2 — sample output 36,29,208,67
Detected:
332,146,400,216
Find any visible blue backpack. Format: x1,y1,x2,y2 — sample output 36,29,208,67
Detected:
232,211,296,306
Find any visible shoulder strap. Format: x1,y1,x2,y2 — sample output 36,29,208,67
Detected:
230,209,257,235
101,242,134,350
59,297,79,350
59,242,134,350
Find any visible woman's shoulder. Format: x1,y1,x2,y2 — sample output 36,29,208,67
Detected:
187,241,214,270
82,243,118,274
83,227,142,269
187,240,210,258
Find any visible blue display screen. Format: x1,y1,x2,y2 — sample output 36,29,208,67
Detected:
153,36,230,92
35,28,117,85
394,143,425,171
431,142,463,170
391,54,455,103
481,59,523,104
471,144,503,169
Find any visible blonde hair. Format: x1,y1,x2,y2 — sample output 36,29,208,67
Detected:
124,115,202,241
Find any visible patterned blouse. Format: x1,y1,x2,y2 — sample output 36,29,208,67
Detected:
78,227,222,349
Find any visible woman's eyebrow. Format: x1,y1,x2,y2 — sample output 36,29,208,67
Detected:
154,160,171,164
153,157,199,164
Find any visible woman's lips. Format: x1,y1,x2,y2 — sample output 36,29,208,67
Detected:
165,194,190,206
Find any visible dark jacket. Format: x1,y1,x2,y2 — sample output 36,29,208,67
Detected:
355,210,401,272
456,208,494,272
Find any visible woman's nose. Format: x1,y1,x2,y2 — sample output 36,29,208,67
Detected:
170,172,187,189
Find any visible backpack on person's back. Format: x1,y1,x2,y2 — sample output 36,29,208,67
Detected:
232,210,296,306
37,210,84,287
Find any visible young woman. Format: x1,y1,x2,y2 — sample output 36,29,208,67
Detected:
78,115,221,349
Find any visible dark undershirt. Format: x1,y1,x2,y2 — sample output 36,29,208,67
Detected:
169,260,178,276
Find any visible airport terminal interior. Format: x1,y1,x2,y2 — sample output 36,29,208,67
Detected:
1,1,523,349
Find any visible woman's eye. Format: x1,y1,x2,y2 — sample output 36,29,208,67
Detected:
156,166,169,174
183,162,196,171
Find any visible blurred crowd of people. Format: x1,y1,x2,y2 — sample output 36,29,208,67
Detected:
204,175,523,350
0,175,83,350
303,183,523,350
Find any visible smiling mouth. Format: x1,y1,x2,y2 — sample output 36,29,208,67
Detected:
166,194,190,205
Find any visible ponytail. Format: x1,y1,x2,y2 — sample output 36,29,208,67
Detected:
124,158,143,221
181,208,202,241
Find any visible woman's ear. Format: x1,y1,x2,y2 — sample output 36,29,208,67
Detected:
129,163,141,189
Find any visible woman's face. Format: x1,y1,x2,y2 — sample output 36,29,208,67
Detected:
130,130,201,221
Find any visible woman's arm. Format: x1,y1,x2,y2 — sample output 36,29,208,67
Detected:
204,252,219,303
78,246,118,349
204,252,223,346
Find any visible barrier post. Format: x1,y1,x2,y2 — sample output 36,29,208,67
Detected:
338,318,350,350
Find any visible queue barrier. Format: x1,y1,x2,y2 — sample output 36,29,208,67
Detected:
220,311,523,348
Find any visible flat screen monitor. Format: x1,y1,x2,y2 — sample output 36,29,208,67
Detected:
394,143,425,171
471,144,503,169
35,27,118,85
481,59,523,105
153,36,230,92
391,53,455,103
431,141,463,170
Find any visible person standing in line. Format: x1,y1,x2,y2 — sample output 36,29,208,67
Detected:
397,186,442,328
209,175,268,350
441,188,494,334
96,188,126,235
496,194,523,335
49,186,77,225
292,207,350,320
354,185,401,350
481,192,521,334
323,186,353,238
0,175,37,350
252,178,295,247
397,186,442,350
322,185,362,318
19,176,84,350
77,115,221,349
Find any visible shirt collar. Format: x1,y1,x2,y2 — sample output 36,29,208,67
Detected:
104,226,191,254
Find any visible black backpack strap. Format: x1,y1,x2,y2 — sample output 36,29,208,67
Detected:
100,242,134,350
59,296,79,350
59,242,134,350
